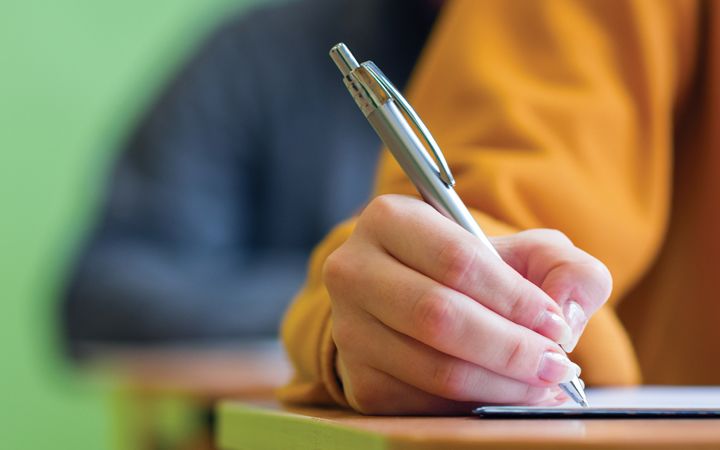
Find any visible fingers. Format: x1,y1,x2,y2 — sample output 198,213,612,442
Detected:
327,245,579,387
325,194,608,414
337,361,475,415
492,229,613,352
337,310,561,405
542,258,612,352
358,195,572,347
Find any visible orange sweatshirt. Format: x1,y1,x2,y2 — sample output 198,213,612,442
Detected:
279,0,720,407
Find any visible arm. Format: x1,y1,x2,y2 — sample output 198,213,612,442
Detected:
280,0,698,410
63,18,306,346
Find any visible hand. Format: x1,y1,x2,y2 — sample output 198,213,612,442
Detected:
323,195,612,414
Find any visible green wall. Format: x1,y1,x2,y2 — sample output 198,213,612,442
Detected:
0,0,258,447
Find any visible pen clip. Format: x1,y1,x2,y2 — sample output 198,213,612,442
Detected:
363,63,456,187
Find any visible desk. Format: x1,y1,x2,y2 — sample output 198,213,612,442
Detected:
95,340,291,401
87,340,291,450
217,393,720,450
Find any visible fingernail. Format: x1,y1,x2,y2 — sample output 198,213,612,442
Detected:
535,311,573,347
538,351,577,383
562,301,587,353
572,362,582,377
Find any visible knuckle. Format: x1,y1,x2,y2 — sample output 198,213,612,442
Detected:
534,228,573,246
364,195,403,224
504,281,548,330
437,240,478,288
505,282,532,324
331,317,356,350
348,378,385,415
500,335,532,375
431,361,472,400
323,249,353,293
412,288,457,343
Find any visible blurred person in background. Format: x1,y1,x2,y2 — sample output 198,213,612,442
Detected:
62,0,440,354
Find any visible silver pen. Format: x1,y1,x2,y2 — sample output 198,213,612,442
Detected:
330,43,588,408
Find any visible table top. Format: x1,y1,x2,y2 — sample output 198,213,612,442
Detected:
218,390,720,450
84,342,720,449
87,339,292,401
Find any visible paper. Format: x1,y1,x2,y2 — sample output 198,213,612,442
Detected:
473,387,720,418
572,386,720,408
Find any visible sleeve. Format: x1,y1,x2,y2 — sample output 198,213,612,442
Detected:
279,0,700,404
63,18,307,347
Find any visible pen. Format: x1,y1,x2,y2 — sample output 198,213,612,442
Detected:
329,43,588,408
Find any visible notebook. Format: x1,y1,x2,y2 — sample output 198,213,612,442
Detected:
473,386,720,418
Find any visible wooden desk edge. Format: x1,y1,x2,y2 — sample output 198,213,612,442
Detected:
217,400,720,450
218,401,387,450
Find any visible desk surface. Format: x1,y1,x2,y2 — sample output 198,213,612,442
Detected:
218,390,720,450
90,340,292,401
94,340,292,450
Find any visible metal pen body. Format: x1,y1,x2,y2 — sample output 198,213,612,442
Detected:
366,102,499,257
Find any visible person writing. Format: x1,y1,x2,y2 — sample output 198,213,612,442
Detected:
280,0,719,414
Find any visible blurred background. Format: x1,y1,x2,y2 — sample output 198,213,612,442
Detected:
6,0,720,446
2,0,434,446
1,0,263,447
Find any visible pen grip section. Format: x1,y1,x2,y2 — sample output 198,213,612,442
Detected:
366,103,496,254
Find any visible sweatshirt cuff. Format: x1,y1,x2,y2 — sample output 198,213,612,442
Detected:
319,312,349,408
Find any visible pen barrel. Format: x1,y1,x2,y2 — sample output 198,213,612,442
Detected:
367,102,499,258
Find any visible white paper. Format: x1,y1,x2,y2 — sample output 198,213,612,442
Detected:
563,386,720,408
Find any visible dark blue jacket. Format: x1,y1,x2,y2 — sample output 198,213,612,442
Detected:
63,0,435,347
